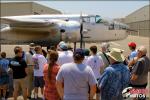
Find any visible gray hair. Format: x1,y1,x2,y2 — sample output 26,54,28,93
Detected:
138,46,147,55
101,42,110,49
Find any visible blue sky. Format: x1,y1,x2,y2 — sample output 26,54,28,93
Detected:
35,1,149,18
1,1,149,18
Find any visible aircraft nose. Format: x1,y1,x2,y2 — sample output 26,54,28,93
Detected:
59,21,80,42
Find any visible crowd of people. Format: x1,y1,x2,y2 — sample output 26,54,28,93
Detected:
0,41,150,100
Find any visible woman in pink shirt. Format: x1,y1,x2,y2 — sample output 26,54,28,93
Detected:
43,50,60,100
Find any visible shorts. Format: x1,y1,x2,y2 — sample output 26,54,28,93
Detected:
0,84,8,90
34,76,44,88
13,78,27,92
0,74,9,85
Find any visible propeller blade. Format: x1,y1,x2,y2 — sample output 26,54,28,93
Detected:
80,12,83,48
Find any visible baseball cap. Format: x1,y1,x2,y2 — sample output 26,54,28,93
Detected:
128,42,136,48
59,42,68,50
74,48,84,57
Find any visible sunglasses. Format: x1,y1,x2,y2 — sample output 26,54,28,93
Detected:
137,49,142,53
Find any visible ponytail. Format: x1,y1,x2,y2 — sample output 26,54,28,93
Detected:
47,50,58,82
48,60,55,81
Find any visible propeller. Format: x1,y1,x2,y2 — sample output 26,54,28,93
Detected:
80,12,84,48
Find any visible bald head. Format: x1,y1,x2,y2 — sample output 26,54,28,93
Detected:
138,46,147,55
101,42,110,52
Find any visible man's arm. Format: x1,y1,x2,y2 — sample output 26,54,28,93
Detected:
89,84,96,100
131,74,138,81
56,81,64,100
25,67,29,75
131,61,143,81
88,67,97,100
100,66,105,75
128,57,138,67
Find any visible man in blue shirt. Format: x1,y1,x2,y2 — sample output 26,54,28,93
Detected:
98,48,130,100
0,52,9,72
0,52,9,99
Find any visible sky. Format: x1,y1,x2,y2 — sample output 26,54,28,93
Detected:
35,1,149,18
1,1,149,18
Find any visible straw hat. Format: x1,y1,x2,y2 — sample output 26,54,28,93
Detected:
106,48,125,62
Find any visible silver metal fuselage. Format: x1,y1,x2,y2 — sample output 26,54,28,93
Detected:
0,14,128,46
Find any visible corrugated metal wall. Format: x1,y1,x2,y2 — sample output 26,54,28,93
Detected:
125,5,150,37
0,2,61,17
127,20,150,37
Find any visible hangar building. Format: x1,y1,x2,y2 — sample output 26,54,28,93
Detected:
1,2,62,17
124,5,149,37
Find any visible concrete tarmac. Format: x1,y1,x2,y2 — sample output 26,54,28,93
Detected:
2,35,150,100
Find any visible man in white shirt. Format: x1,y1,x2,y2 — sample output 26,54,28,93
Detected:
56,48,97,100
86,45,104,100
87,46,104,79
57,41,73,66
32,46,47,99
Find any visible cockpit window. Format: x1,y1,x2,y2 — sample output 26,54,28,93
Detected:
95,15,102,23
82,15,102,23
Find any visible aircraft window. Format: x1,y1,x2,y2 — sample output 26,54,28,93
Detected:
121,25,127,30
120,25,124,29
114,24,120,30
83,17,90,23
1,24,9,29
34,12,40,15
109,23,114,30
109,22,128,30
90,17,96,23
119,23,127,30
95,15,102,23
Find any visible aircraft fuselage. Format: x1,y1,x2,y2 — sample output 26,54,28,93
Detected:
1,14,129,46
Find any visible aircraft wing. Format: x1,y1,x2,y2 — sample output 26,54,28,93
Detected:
1,16,81,38
1,17,57,28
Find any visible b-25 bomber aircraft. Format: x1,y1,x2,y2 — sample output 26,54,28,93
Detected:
1,14,129,47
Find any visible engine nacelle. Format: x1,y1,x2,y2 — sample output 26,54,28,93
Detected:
58,20,81,42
